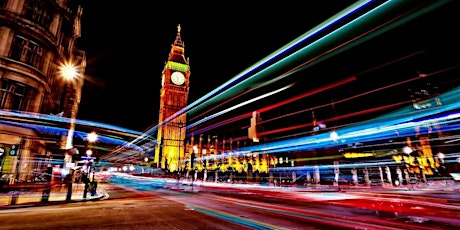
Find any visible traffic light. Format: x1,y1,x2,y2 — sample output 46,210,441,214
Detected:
9,144,17,156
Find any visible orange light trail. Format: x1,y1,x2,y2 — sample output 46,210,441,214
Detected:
259,76,356,113
258,100,412,138
188,77,355,134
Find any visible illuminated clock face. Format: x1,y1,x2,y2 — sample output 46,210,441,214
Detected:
161,74,165,86
171,71,185,85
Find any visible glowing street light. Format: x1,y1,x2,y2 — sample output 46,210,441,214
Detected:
87,132,98,143
59,62,79,81
403,146,413,154
58,61,81,150
84,132,97,173
437,152,445,163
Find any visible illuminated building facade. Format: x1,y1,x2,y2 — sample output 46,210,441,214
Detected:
155,25,189,172
153,29,273,176
182,135,271,178
0,0,85,185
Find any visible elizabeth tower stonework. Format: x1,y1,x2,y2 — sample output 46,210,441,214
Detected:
154,25,190,172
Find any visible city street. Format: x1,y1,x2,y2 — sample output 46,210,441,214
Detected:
1,1,460,229
1,180,459,230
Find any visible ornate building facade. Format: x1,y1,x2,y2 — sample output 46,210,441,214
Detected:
0,0,85,185
152,26,275,177
154,25,189,172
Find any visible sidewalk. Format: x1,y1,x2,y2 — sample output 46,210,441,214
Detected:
2,177,458,210
0,182,108,210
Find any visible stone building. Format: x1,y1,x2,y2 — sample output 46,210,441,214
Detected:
0,0,85,185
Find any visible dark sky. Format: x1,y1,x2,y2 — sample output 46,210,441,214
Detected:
76,1,358,132
76,1,460,138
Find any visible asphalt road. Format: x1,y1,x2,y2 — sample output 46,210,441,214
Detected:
0,181,459,230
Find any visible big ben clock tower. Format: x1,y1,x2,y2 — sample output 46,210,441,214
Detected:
154,25,190,172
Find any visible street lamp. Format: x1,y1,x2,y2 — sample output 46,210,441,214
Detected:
59,62,79,81
87,131,98,143
177,121,184,179
85,149,92,173
58,60,82,150
85,132,97,173
403,146,413,154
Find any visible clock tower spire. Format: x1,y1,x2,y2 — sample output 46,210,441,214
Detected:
155,24,190,172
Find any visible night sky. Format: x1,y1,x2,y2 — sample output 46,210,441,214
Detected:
76,1,357,132
76,1,460,139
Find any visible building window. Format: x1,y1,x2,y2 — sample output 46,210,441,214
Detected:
23,0,53,29
59,20,73,51
0,78,36,111
10,35,44,70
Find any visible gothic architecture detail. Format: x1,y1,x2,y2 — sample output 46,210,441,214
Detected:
154,25,190,172
0,0,86,184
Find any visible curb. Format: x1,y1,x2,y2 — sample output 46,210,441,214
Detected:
0,189,108,210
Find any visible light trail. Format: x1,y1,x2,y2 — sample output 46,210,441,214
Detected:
109,0,453,163
187,0,450,137
0,120,138,149
118,1,386,156
243,90,460,155
120,0,376,147
188,76,355,135
0,111,147,164
161,68,458,164
258,64,458,128
183,0,373,118
255,100,410,138
187,112,252,135
0,110,142,137
259,76,356,113
187,0,452,135
186,0,390,123
195,82,460,160
192,62,452,139
186,84,293,130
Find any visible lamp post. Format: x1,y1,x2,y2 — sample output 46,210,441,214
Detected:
85,131,98,173
191,145,198,191
177,121,184,183
56,61,83,194
82,132,97,199
58,61,82,151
